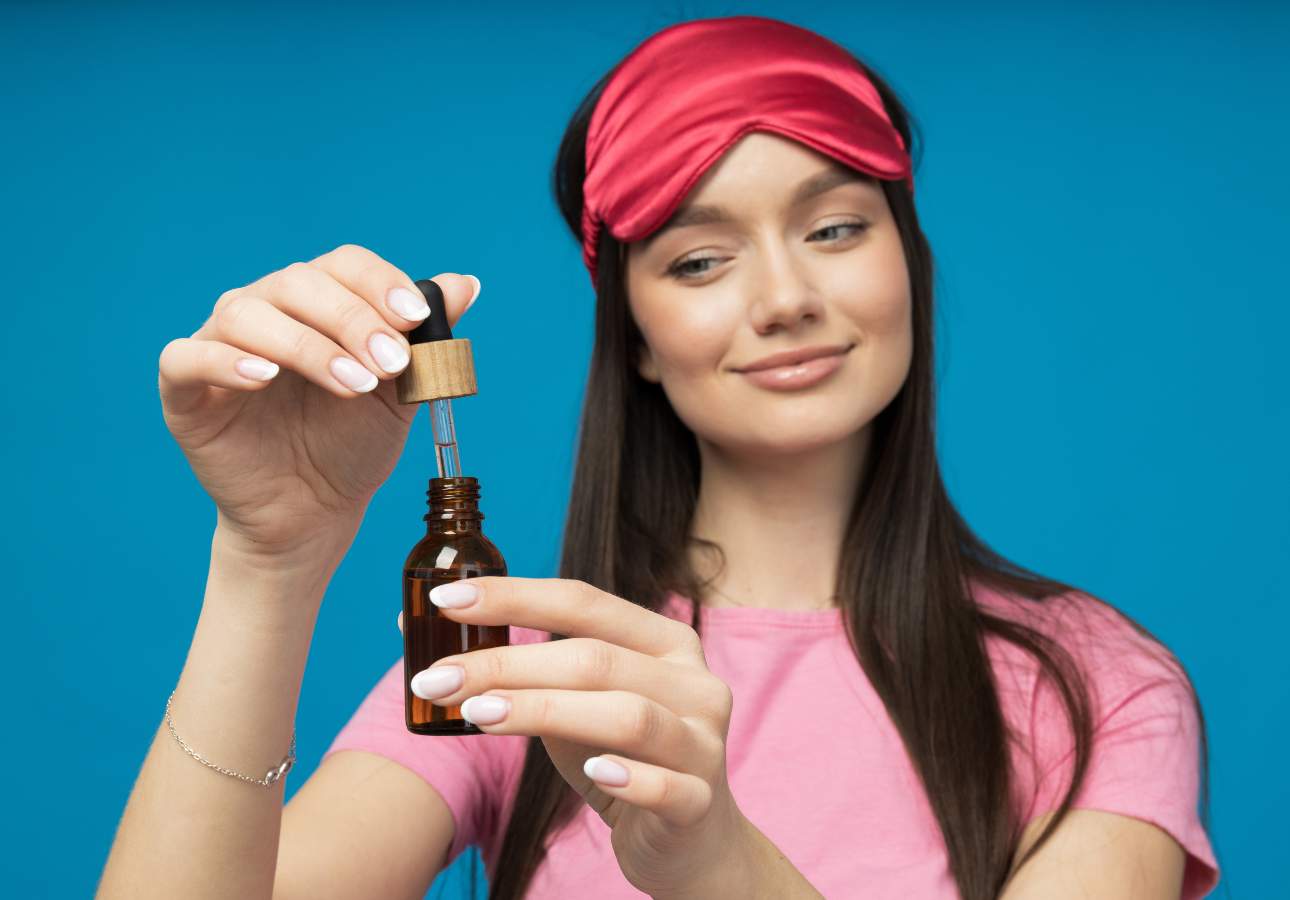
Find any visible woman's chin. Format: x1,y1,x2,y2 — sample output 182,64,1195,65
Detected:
700,417,872,460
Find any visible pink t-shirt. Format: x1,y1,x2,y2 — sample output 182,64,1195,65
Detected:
322,583,1219,898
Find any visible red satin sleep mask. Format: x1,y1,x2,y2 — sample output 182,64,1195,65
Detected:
580,15,915,283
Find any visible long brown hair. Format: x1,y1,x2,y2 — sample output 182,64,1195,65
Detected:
487,44,1211,900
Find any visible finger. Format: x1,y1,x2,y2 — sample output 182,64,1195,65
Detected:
307,244,481,331
582,754,713,827
397,610,404,633
457,689,716,775
199,293,381,397
412,638,723,718
426,577,703,660
403,272,481,330
209,260,413,380
159,337,280,411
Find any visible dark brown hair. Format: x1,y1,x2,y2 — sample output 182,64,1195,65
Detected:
487,42,1211,900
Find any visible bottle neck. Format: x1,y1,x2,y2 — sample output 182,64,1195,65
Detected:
424,476,484,532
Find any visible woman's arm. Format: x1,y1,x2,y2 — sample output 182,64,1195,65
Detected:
97,530,334,898
276,748,455,900
99,529,459,900
401,575,829,898
99,250,479,897
1000,809,1185,899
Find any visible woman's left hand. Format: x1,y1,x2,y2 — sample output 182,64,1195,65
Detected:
398,576,803,898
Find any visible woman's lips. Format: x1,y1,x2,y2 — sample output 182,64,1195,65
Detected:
737,346,851,391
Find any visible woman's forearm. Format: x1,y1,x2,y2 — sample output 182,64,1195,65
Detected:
739,820,827,899
653,815,827,900
97,527,342,900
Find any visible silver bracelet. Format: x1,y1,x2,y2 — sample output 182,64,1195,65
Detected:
165,690,297,787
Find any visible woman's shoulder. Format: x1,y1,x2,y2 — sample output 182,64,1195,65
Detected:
972,578,1191,699
972,578,1203,792
972,580,1217,894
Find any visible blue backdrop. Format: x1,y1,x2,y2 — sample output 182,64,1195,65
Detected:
3,2,1283,897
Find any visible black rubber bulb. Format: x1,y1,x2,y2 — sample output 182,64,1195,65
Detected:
407,279,453,344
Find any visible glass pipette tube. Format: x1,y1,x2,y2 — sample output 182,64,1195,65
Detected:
429,398,462,478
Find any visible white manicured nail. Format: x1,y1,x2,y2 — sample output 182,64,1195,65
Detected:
329,357,378,393
460,695,509,725
410,666,464,699
369,332,409,373
465,275,481,309
235,358,279,381
387,286,430,321
429,581,479,608
583,756,630,787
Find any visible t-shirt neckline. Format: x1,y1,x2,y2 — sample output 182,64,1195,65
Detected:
664,591,844,630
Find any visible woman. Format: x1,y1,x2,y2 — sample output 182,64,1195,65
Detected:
100,15,1218,900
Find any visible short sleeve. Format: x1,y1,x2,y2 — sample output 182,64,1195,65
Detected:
1022,597,1219,898
321,625,542,867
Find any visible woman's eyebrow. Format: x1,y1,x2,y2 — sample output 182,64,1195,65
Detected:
642,166,870,247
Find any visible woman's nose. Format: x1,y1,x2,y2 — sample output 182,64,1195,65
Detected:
747,245,825,333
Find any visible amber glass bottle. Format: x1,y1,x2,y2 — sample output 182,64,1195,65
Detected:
403,475,508,735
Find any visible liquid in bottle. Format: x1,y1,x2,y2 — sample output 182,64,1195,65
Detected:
403,475,508,735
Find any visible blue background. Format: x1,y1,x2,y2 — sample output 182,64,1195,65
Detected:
3,2,1284,897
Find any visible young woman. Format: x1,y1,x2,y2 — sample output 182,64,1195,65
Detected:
101,15,1218,900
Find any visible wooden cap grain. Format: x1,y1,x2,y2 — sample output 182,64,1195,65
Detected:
395,337,477,404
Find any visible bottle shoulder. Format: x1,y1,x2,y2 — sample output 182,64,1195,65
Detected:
404,528,506,573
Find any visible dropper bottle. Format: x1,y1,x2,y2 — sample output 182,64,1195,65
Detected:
395,280,508,735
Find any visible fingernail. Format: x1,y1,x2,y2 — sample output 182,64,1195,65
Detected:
410,665,464,699
235,357,279,381
388,286,430,321
369,332,410,373
583,756,630,787
460,695,509,725
465,274,482,309
429,581,478,608
329,357,379,393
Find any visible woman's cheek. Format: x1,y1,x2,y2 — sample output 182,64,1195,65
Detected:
854,296,914,423
862,285,912,337
641,286,742,378
662,377,746,446
647,332,743,439
824,265,905,333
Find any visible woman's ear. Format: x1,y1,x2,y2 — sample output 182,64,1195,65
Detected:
636,341,661,383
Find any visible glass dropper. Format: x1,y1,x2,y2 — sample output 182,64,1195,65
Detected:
395,278,477,481
429,397,461,478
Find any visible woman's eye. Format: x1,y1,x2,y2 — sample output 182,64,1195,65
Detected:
665,222,869,281
667,256,721,279
808,222,869,242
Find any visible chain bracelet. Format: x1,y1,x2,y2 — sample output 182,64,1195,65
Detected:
165,690,297,787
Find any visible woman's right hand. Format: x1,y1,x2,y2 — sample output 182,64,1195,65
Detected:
159,244,479,567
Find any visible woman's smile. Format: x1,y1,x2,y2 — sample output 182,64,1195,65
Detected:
733,342,855,391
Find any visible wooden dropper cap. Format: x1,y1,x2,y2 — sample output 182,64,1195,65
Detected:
395,279,478,404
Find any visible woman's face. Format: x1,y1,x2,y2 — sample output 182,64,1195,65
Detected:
625,132,913,457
